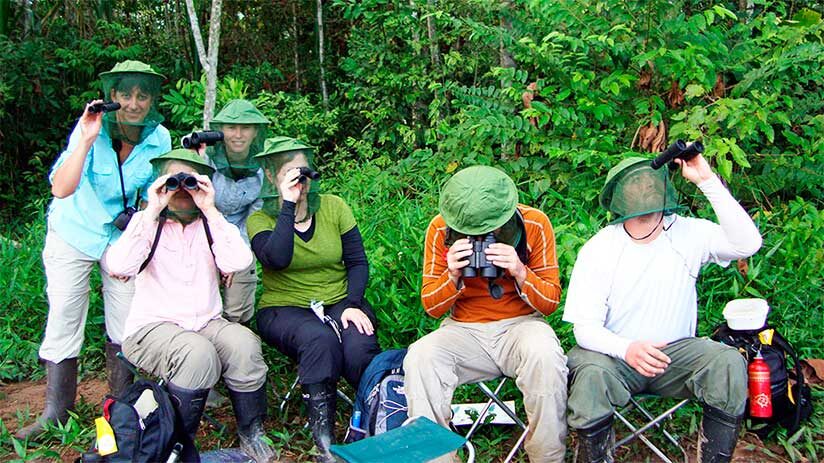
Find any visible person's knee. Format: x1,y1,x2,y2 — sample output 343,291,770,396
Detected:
567,363,628,428
701,347,747,414
169,335,221,389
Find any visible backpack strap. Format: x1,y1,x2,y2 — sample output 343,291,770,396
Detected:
202,215,215,258
139,211,167,274
768,328,806,430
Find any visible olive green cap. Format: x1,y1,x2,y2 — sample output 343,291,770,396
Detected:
254,136,313,159
599,157,649,211
439,165,519,236
98,60,166,80
211,99,270,125
150,149,215,175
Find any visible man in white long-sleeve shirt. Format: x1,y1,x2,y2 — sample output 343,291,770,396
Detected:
563,151,762,463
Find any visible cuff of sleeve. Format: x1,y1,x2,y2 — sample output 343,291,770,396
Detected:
281,200,297,216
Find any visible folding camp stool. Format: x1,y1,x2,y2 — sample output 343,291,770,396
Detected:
462,377,529,463
278,374,354,420
611,395,689,463
330,416,475,463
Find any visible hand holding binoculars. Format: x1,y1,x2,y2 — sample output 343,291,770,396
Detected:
298,167,320,183
651,139,704,170
461,233,504,300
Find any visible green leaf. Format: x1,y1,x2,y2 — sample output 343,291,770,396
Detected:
685,84,706,99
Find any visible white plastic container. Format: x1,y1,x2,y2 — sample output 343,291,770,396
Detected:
722,298,770,330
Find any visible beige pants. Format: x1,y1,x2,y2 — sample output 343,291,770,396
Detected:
39,228,134,362
403,313,568,463
221,261,257,324
122,318,268,392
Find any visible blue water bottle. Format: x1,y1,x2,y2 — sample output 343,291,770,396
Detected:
352,410,362,428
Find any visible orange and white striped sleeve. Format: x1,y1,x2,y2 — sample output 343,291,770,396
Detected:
420,216,462,318
516,208,562,315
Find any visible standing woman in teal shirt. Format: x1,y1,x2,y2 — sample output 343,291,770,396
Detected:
16,61,171,440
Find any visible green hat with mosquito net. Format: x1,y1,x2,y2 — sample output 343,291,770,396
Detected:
208,99,270,179
255,136,321,223
599,156,681,224
98,60,166,145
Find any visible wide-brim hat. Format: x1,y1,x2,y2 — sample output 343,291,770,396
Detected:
212,99,270,125
98,60,166,80
439,165,518,236
150,149,215,176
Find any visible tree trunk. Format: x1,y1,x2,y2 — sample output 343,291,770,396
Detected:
316,0,328,108
292,0,301,92
499,0,515,69
426,0,439,66
408,0,420,51
184,0,222,129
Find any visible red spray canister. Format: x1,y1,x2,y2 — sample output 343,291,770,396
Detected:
748,350,772,418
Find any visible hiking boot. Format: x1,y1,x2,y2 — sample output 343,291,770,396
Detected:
105,342,134,397
229,384,275,463
167,382,209,461
302,382,337,463
697,405,741,463
15,358,78,440
575,414,615,463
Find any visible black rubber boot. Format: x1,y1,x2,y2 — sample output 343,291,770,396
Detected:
302,382,337,463
697,405,741,463
105,342,134,397
167,382,210,461
15,358,78,440
228,384,275,463
576,414,615,463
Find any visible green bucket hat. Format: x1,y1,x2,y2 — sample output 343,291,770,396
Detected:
98,60,166,80
439,166,519,236
599,156,680,224
255,136,313,159
212,99,270,125
150,149,216,177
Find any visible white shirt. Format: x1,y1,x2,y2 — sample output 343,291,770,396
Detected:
563,176,762,359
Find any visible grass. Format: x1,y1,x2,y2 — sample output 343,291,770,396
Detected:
1,154,822,461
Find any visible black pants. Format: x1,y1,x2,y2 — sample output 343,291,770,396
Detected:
257,299,381,389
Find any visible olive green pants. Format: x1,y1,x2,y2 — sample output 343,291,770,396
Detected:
567,337,747,429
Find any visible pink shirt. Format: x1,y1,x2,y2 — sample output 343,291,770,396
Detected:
105,209,253,338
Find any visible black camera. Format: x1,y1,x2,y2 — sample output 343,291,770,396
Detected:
181,130,224,149
113,206,137,231
165,172,199,191
298,167,321,184
461,233,504,299
650,139,705,170
88,101,121,114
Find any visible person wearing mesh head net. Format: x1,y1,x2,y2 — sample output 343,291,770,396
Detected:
404,165,568,463
563,150,762,463
207,99,270,324
17,60,171,440
246,137,381,462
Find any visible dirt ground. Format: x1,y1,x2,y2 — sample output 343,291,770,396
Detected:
1,378,798,462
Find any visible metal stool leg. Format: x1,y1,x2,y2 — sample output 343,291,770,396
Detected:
464,378,529,463
613,398,689,463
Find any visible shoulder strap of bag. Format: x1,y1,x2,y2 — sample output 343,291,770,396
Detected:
139,210,167,274
769,328,806,430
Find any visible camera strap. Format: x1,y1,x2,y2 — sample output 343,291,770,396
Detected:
113,142,129,211
138,209,216,273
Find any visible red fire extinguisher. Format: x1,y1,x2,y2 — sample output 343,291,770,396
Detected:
748,350,772,418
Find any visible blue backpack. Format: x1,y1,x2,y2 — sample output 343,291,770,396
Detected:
346,349,409,442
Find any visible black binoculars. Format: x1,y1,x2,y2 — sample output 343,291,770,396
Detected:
166,173,199,191
88,101,121,114
182,130,224,149
298,167,321,184
650,139,705,170
461,233,504,299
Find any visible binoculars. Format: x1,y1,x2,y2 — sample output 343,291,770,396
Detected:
650,139,705,170
298,167,321,183
113,206,137,231
88,101,121,114
461,233,504,299
166,173,199,191
182,130,224,149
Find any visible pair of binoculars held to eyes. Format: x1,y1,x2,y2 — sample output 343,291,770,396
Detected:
298,167,320,183
650,139,705,170
165,173,199,191
461,233,504,300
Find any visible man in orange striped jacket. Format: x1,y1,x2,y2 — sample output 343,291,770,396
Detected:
403,166,568,462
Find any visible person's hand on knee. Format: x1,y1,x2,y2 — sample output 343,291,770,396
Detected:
341,308,374,336
625,340,670,377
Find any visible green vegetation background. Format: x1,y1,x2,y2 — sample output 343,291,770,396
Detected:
0,0,822,461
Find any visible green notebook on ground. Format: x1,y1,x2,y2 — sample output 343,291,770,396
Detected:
330,417,467,463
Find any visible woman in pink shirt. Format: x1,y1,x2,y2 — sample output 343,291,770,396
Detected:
105,149,273,462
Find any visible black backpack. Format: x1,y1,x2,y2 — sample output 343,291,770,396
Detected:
81,379,199,462
711,323,813,435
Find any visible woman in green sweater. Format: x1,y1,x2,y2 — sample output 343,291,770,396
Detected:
246,137,381,462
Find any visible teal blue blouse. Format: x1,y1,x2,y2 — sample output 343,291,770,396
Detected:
47,122,171,259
